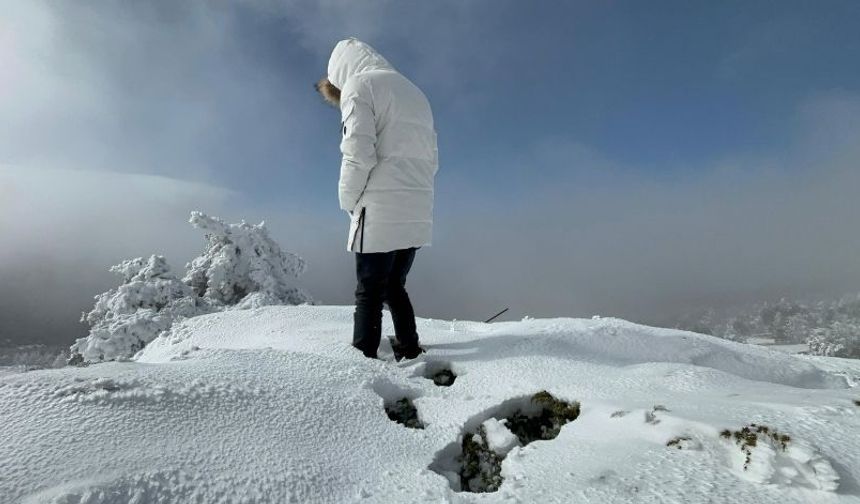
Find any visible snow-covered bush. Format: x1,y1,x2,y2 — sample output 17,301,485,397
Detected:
718,423,839,490
82,256,196,328
460,425,505,492
184,212,310,306
807,321,860,358
437,391,580,493
70,213,311,364
69,256,218,364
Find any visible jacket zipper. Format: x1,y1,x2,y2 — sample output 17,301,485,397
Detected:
359,207,366,253
351,207,366,253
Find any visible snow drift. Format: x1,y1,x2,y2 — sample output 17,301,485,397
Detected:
2,306,859,503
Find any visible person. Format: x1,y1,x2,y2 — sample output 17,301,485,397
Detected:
315,38,438,360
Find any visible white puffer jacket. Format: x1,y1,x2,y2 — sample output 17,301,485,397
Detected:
328,38,438,253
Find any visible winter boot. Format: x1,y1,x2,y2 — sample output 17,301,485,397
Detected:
388,336,426,361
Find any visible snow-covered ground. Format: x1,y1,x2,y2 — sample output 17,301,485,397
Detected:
2,306,859,503
747,337,811,355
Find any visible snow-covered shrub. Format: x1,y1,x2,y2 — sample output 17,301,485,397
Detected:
70,256,218,364
440,391,580,493
82,256,195,328
719,423,839,490
460,425,505,492
720,424,791,470
70,213,311,364
184,212,310,306
504,391,581,443
807,321,860,358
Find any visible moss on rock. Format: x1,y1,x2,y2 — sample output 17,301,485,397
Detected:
455,391,580,492
384,398,424,429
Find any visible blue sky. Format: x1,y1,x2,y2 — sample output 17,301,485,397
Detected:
2,1,860,344
15,0,858,204
208,0,860,198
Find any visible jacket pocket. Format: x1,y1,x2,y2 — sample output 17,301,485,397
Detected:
340,100,356,137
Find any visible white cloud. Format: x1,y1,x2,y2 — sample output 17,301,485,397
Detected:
0,166,237,345
407,92,860,324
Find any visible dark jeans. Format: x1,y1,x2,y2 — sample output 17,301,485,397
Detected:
353,247,419,358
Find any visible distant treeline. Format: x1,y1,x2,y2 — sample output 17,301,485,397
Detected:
673,293,860,358
0,345,67,369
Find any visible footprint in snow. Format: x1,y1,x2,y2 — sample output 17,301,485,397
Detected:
370,378,425,429
429,390,580,493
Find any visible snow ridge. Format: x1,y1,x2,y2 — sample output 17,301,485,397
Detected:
2,306,858,503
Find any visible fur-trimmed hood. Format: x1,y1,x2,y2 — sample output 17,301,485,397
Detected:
327,38,394,90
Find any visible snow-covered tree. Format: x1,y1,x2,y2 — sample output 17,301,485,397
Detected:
784,314,812,344
184,212,310,306
70,213,311,364
719,317,748,343
807,321,860,358
69,256,218,364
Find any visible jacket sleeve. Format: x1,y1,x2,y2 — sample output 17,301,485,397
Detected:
338,79,377,213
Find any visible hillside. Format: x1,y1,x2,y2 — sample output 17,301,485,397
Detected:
2,305,859,503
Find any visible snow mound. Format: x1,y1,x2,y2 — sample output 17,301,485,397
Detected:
2,305,858,503
140,308,847,390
